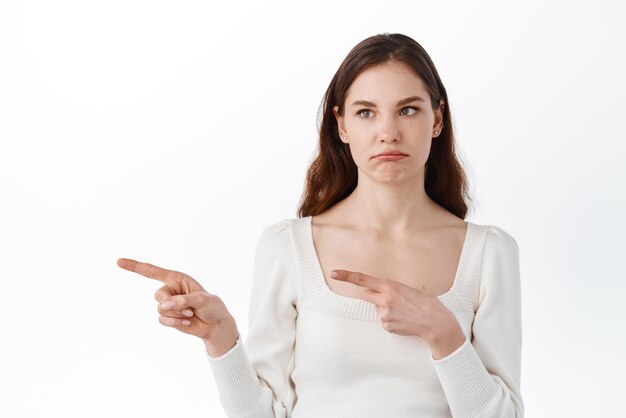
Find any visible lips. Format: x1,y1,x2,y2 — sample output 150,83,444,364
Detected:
374,151,408,157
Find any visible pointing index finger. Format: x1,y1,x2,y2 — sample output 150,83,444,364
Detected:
331,269,386,293
117,258,181,284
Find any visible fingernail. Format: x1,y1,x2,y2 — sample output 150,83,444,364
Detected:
182,309,193,317
330,270,338,278
182,320,191,326
161,301,175,310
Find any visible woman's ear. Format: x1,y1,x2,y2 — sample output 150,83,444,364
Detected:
333,105,347,143
433,99,445,136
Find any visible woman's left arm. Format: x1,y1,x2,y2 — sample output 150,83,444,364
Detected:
330,225,524,417
431,226,524,418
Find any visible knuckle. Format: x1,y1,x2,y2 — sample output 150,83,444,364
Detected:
203,292,220,305
380,296,393,309
154,286,172,302
176,270,191,283
198,293,211,307
159,315,178,327
172,295,187,308
199,292,214,305
165,269,178,282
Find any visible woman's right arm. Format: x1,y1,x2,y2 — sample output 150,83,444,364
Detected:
206,219,298,418
117,219,298,417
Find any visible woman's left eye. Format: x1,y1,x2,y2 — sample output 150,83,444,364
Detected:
401,106,419,116
357,109,374,118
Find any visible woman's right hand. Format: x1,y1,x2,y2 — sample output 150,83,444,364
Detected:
117,257,240,357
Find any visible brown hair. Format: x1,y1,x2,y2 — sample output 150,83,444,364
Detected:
296,32,474,219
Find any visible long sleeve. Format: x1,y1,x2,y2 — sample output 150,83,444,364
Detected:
206,220,298,418
431,225,524,418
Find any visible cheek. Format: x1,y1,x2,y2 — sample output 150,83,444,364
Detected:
404,118,430,132
344,118,366,134
342,124,370,150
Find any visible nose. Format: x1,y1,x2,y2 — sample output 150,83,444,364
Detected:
377,114,400,142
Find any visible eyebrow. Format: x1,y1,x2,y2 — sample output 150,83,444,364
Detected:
350,95,426,108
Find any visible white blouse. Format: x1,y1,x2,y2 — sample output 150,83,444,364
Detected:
206,215,524,418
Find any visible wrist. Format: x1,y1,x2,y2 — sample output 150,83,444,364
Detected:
427,311,466,360
203,316,240,358
427,317,466,360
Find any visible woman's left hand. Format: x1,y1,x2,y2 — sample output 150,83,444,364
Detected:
330,269,467,359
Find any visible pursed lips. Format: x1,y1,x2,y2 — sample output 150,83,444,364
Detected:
372,151,408,159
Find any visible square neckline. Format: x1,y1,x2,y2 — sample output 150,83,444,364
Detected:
304,215,473,304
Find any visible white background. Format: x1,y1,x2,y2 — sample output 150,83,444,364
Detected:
1,0,625,417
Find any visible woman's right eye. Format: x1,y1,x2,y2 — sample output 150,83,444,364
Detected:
357,109,373,118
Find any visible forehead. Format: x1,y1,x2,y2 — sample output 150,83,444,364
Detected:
346,61,430,103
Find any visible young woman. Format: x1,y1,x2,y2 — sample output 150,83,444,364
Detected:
118,33,524,418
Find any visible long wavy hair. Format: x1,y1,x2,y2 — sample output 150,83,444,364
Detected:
296,33,474,219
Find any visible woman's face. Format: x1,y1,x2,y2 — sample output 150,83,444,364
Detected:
333,61,444,184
